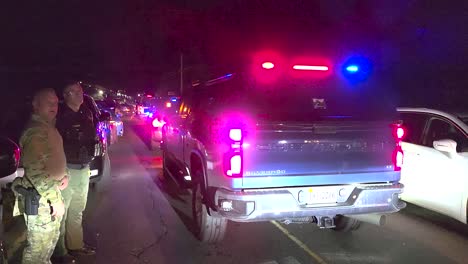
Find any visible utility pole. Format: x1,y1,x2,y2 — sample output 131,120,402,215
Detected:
180,53,184,96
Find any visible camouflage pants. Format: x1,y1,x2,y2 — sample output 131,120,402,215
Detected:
54,166,90,256
22,212,61,264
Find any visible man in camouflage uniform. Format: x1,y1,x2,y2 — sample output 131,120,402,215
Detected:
12,88,70,264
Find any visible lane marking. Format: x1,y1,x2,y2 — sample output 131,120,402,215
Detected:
270,221,328,264
320,252,391,263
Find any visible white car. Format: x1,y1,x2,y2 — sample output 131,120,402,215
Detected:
397,107,468,223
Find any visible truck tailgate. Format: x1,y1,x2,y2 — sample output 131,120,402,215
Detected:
242,121,399,188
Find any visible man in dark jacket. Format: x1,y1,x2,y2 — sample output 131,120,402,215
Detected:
53,82,96,262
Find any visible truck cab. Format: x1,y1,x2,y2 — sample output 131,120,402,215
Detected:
162,56,406,243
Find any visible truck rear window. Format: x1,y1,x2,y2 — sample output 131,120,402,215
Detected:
191,74,397,122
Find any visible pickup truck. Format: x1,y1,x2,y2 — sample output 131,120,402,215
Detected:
162,63,406,243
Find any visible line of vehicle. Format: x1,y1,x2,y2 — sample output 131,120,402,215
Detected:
270,221,328,264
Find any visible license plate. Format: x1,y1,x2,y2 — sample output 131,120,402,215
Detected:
308,188,338,204
89,170,99,177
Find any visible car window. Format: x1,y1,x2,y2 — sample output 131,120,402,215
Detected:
399,113,428,144
424,118,468,152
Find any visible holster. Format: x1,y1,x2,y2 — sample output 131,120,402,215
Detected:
14,186,41,215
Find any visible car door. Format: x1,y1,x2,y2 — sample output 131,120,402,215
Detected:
418,117,467,221
399,112,430,205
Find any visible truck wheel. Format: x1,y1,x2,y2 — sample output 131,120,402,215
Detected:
332,215,361,232
192,180,227,243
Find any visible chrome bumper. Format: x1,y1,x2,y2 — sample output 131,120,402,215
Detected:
214,183,405,222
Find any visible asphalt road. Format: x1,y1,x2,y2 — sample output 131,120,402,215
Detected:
5,119,468,264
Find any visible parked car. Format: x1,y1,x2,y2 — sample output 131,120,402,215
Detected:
0,136,21,263
95,99,120,116
397,107,468,223
149,98,179,150
110,111,124,138
162,64,405,243
83,95,112,185
95,100,122,144
117,102,135,117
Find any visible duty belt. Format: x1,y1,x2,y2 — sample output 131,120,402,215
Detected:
67,163,90,170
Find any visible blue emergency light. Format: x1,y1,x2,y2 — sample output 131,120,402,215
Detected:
342,56,372,83
345,65,359,73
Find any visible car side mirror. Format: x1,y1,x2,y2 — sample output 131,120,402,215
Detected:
100,111,111,122
0,137,20,178
433,139,457,154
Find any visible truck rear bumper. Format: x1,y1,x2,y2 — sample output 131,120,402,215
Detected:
214,183,405,222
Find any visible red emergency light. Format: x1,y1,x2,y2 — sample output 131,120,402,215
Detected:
262,62,275,70
292,65,329,71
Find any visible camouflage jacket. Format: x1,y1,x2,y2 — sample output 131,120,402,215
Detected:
12,114,66,216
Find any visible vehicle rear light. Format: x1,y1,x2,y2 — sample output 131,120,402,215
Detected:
292,65,329,71
392,146,404,171
396,127,405,140
166,102,172,108
226,155,242,176
229,128,242,141
152,118,165,128
14,147,20,167
262,62,275,69
391,123,406,141
224,127,244,177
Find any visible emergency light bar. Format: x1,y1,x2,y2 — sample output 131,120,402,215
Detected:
292,65,329,71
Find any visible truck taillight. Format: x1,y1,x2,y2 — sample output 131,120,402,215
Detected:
229,128,242,142
390,122,404,171
392,146,404,171
226,155,242,176
396,127,405,140
224,128,244,177
391,123,406,141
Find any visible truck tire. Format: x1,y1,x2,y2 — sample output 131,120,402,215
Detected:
192,180,227,243
332,215,361,232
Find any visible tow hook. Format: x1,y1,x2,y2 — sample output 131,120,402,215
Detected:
317,216,335,229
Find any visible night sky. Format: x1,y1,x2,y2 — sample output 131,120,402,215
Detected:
1,0,468,107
